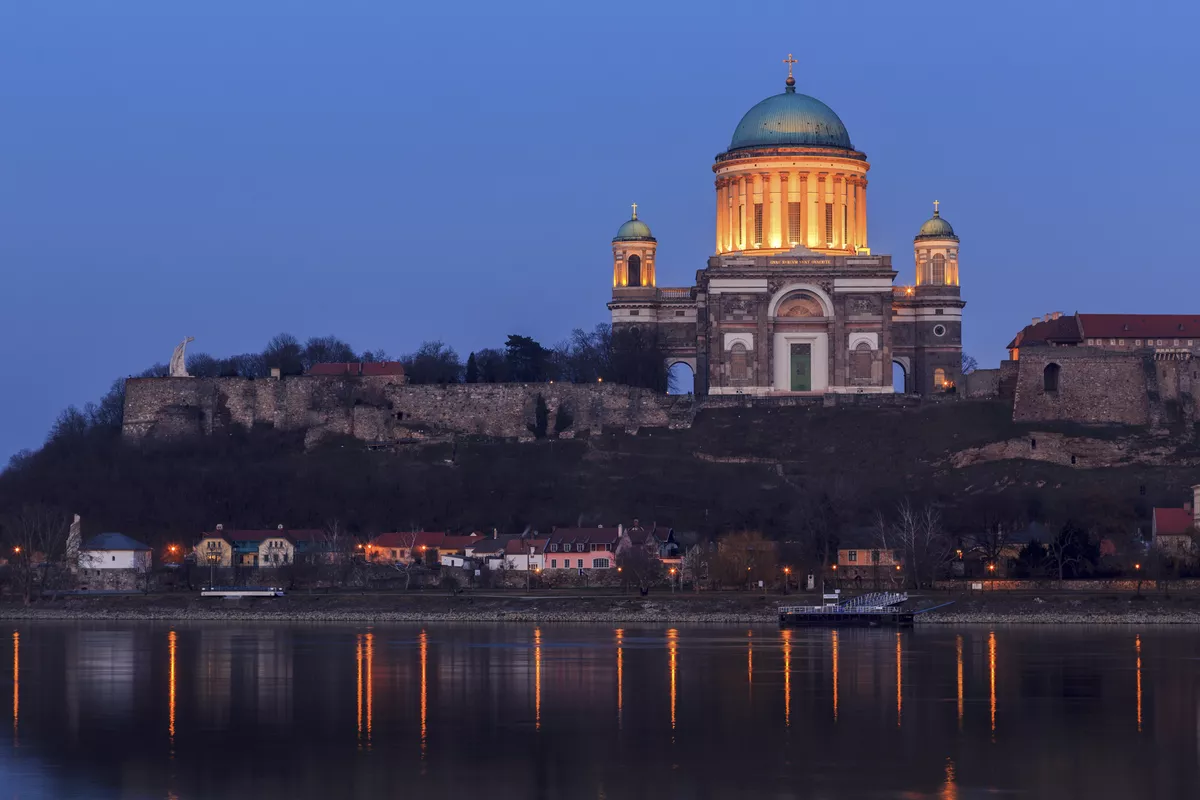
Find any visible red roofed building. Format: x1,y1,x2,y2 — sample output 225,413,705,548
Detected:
307,362,406,379
545,527,622,571
1007,313,1200,361
366,532,479,565
1152,487,1200,558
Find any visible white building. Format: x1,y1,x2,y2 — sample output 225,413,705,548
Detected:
78,533,153,589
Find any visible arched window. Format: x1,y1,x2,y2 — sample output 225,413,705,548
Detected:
933,367,947,391
931,253,946,285
627,254,642,287
730,343,748,384
852,341,872,380
1043,363,1061,392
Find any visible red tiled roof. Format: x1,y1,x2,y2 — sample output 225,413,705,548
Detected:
308,363,358,376
547,528,621,546
1006,316,1082,349
505,538,547,555
361,362,406,377
1078,314,1200,340
201,529,324,543
371,532,447,549
1153,508,1194,536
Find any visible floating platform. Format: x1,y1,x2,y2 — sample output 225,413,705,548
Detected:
201,586,286,599
779,591,913,628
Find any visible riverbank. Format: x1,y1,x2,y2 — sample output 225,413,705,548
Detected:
5,590,1200,624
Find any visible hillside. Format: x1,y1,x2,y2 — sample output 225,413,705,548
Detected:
1,400,1196,547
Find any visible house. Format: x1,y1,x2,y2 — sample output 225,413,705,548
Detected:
545,527,621,571
194,525,326,567
835,529,902,586
466,536,517,571
1152,486,1199,557
503,539,548,571
78,533,152,589
365,532,480,565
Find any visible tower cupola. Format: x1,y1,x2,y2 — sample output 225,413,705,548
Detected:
914,201,960,286
611,204,656,288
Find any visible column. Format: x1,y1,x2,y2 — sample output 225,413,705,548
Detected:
762,172,778,249
715,178,727,254
833,175,845,250
858,178,868,250
738,175,747,249
816,173,827,247
779,172,790,247
799,172,810,248
847,178,858,252
726,178,736,252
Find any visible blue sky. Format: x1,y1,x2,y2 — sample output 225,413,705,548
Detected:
1,0,1197,461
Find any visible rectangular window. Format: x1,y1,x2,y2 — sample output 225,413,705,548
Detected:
871,550,880,563
848,550,857,562
594,558,611,569
825,203,833,245
1119,339,1125,345
551,559,557,569
788,202,801,244
577,544,585,552
577,559,584,569
629,310,639,315
1135,340,1142,346
843,205,848,244
550,544,557,552
675,310,685,317
753,203,763,246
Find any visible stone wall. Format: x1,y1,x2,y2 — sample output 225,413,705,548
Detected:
963,368,1000,398
123,376,690,445
1012,348,1152,425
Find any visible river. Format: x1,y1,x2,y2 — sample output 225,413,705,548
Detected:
0,623,1196,799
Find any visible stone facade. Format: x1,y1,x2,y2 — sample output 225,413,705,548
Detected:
123,376,692,445
1010,347,1200,426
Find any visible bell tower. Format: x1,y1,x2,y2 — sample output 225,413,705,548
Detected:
611,203,656,288
914,200,960,286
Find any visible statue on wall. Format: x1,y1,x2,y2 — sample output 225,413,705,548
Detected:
169,337,195,377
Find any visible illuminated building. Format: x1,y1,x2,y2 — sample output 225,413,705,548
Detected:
608,58,964,397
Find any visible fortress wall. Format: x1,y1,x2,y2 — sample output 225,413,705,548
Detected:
1012,349,1151,425
963,369,1001,398
123,377,682,444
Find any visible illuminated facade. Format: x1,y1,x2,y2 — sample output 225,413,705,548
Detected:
608,61,964,396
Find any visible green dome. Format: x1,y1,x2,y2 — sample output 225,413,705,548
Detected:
728,82,853,152
613,207,654,242
915,208,958,241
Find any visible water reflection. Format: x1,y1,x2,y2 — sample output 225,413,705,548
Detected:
1136,634,1143,733
11,630,17,746
1,625,1198,800
781,629,791,728
956,634,964,728
831,629,840,722
989,630,997,735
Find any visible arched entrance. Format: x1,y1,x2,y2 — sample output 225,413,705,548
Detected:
767,285,834,392
892,360,908,393
668,361,695,395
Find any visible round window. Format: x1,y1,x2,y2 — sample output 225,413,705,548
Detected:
933,324,947,337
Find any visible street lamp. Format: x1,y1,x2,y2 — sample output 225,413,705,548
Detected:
1134,562,1142,596
782,566,791,595
669,567,677,592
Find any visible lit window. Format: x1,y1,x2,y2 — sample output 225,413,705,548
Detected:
931,254,946,284
1135,339,1142,346
753,203,763,246
934,367,947,390
788,202,801,244
1118,339,1125,345
824,203,833,245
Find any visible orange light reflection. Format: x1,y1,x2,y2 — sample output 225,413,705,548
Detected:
420,629,428,756
831,629,839,722
365,631,373,745
956,634,964,728
534,628,542,731
896,631,903,728
941,757,958,800
1136,634,1142,733
667,628,678,731
615,629,624,727
355,634,363,744
11,630,18,745
168,630,177,743
988,631,997,735
782,629,792,727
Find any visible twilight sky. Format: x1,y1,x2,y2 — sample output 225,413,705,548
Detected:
1,0,1197,461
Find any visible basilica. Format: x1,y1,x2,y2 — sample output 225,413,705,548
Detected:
608,61,964,396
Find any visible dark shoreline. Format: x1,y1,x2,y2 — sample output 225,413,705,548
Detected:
4,591,1200,624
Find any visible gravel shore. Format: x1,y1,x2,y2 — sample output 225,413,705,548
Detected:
4,592,1200,624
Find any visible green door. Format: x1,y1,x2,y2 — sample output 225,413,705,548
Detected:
790,343,812,391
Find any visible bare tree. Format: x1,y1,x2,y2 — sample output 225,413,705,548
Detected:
1,505,72,604
387,532,424,590
322,520,361,587
1046,524,1084,585
877,500,952,589
617,544,663,595
680,544,707,592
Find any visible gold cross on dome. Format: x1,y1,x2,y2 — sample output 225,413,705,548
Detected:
933,200,940,214
783,53,797,79
631,202,638,219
